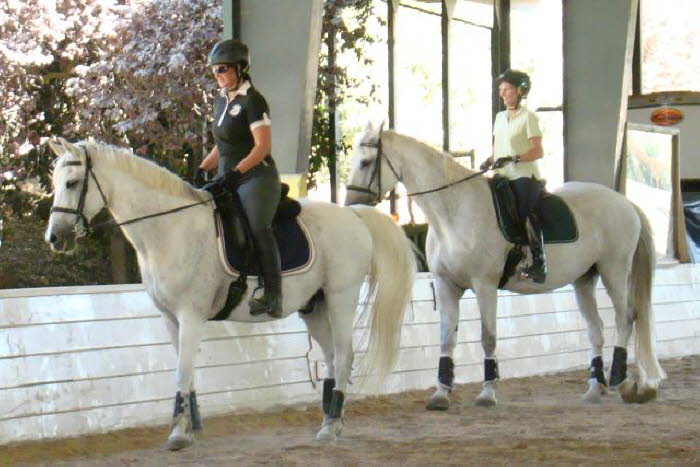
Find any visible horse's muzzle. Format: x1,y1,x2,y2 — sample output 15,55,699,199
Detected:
45,225,76,254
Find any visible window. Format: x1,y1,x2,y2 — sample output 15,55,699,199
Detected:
511,0,563,189
450,1,493,163
624,124,678,259
640,0,700,93
394,5,443,148
307,1,388,204
510,0,562,109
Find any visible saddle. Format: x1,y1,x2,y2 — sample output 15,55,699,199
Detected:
487,175,578,288
209,183,314,320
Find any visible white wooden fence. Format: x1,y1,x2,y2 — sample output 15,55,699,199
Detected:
1,264,699,444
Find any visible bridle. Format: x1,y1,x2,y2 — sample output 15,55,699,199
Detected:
50,149,109,238
346,129,491,204
345,135,401,204
50,146,214,237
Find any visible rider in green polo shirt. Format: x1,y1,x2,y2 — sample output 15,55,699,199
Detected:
482,69,546,283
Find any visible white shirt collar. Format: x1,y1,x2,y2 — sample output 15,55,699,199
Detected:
220,80,251,98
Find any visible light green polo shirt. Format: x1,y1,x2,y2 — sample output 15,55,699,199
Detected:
492,106,543,180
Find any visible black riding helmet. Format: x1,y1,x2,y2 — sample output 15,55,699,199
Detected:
208,39,250,71
496,69,531,97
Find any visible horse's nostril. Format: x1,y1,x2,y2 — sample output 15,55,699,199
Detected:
50,234,57,244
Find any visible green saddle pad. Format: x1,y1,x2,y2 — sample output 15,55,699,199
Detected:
488,176,578,244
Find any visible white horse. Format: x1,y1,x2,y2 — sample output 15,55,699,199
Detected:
45,137,415,449
345,123,665,410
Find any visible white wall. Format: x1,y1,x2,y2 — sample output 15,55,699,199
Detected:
628,104,700,180
1,264,699,444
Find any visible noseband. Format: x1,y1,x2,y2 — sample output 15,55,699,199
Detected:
50,149,109,237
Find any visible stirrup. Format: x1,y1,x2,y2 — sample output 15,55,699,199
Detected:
249,295,282,318
521,264,546,283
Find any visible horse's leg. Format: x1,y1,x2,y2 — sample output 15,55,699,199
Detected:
299,300,339,438
574,271,608,403
473,279,499,407
314,286,359,441
597,258,657,403
426,275,464,410
598,260,635,393
162,312,203,434
163,311,180,355
166,311,206,451
599,258,658,403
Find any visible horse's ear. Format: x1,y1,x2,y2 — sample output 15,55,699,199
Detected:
68,142,85,160
48,137,70,157
364,120,375,134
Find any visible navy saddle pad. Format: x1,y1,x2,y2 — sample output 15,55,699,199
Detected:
488,175,578,244
214,200,313,276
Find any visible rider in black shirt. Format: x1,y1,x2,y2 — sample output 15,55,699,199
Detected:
198,40,283,317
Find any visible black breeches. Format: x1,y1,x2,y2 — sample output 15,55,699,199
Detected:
509,177,543,221
236,165,281,242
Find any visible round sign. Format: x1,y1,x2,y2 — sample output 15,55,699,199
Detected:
650,108,683,126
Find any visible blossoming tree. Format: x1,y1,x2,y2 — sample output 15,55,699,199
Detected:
1,0,222,215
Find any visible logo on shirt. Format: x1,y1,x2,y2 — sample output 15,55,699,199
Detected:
229,104,242,117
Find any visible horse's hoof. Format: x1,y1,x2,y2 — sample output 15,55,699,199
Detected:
583,378,606,403
426,393,450,411
166,434,193,451
316,418,343,442
474,394,497,407
619,378,657,404
475,382,497,407
636,384,658,403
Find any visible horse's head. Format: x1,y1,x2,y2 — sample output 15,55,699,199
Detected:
345,121,401,206
45,138,107,253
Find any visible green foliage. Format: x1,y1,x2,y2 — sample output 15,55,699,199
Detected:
308,0,384,190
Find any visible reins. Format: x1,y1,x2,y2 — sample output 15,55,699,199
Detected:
403,169,489,197
51,148,216,236
346,131,490,203
91,198,215,232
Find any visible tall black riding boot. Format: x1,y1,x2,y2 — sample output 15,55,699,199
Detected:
522,212,546,283
249,228,283,318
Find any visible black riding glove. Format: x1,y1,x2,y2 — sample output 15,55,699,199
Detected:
202,170,242,195
194,168,207,188
223,169,242,191
479,157,494,171
492,156,520,170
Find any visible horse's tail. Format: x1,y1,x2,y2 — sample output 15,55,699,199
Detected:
630,203,666,386
351,205,416,385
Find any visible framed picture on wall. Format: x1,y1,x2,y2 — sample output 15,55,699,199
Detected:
620,122,689,262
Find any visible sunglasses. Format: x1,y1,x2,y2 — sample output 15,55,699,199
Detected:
212,65,231,75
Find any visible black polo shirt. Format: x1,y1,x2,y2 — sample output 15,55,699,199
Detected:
212,81,272,176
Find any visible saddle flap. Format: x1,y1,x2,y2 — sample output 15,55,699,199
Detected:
488,175,578,245
212,194,314,277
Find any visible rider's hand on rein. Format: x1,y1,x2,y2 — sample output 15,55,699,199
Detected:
194,168,207,188
492,156,520,170
223,169,243,191
480,157,494,171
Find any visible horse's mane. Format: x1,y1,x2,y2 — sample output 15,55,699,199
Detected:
382,130,474,178
80,139,208,201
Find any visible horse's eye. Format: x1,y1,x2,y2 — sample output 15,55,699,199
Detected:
360,159,372,169
66,180,79,189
